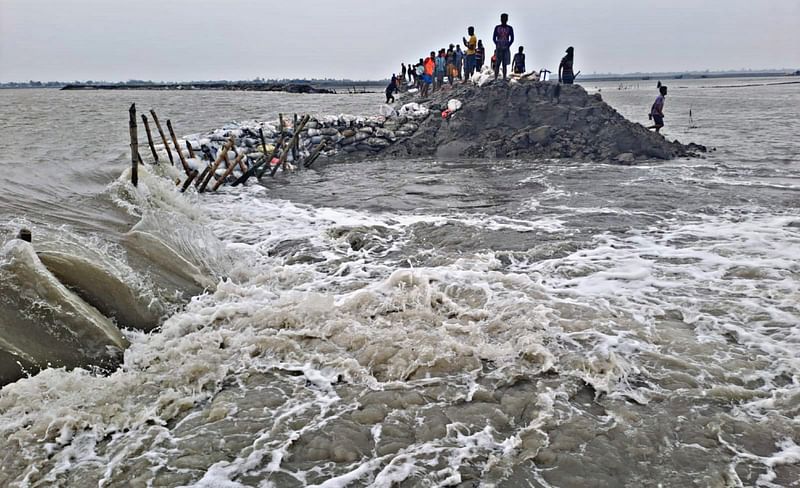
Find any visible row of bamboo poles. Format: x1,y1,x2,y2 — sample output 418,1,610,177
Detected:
127,103,328,191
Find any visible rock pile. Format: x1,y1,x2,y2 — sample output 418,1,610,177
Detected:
165,79,705,188
384,80,706,162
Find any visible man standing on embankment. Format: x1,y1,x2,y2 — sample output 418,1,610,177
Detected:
493,13,514,80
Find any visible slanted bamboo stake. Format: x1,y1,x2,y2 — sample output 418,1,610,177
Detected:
149,109,174,165
292,113,299,161
198,136,234,192
231,154,265,186
129,103,138,187
212,152,245,191
255,135,285,180
180,170,199,192
271,114,309,176
304,140,328,168
195,166,210,188
167,119,192,175
185,140,196,159
141,114,159,163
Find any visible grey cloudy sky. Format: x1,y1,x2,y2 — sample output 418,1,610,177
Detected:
1,0,798,82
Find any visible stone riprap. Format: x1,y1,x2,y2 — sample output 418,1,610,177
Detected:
160,79,705,188
385,80,706,162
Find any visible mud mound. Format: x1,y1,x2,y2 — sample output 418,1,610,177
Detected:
385,81,705,163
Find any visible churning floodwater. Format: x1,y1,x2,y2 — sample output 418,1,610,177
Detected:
0,78,798,487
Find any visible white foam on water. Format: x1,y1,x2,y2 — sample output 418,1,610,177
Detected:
1,152,798,486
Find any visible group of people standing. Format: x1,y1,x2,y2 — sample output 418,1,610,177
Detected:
386,12,670,133
398,28,487,98
389,13,578,101
386,13,670,133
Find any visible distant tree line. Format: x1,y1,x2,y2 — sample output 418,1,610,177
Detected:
0,77,389,89
3,68,796,89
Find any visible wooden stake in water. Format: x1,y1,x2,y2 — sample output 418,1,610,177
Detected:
198,136,234,192
256,135,285,179
149,109,174,165
292,113,299,161
129,103,139,187
185,140,196,159
180,170,199,193
167,119,192,175
304,140,328,168
141,114,159,163
272,114,310,176
212,152,245,191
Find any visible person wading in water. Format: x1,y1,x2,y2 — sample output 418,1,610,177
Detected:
492,13,514,80
559,46,575,84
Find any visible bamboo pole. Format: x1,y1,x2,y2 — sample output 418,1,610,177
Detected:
271,114,310,176
304,140,328,168
180,170,199,192
257,135,285,179
185,140,196,159
195,166,210,188
149,109,174,165
167,119,192,175
258,128,268,154
234,134,283,184
292,113,299,161
212,152,245,191
129,103,138,187
198,136,234,192
141,114,159,163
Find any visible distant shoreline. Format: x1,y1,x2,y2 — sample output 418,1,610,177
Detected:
579,71,799,82
60,82,338,94
0,71,796,90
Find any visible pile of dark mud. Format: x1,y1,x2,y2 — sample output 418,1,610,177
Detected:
384,81,706,163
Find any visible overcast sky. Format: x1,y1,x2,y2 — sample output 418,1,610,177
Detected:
1,0,798,82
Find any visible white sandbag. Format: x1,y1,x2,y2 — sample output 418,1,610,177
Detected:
379,104,398,117
398,102,430,119
447,99,463,112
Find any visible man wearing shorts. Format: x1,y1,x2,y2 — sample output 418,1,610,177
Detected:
492,13,514,80
421,52,435,98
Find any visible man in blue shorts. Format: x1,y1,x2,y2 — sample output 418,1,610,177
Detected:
492,13,514,80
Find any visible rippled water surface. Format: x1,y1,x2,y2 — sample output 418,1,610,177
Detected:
0,79,798,487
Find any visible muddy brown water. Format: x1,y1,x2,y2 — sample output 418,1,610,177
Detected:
0,79,798,487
